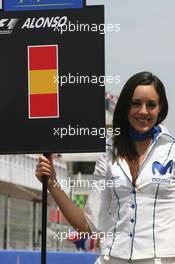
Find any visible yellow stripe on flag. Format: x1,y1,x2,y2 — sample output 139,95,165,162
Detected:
29,69,57,94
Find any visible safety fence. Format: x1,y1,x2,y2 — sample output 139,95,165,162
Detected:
0,250,99,264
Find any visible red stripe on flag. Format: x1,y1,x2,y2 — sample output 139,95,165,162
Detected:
56,210,60,223
29,46,57,70
49,210,55,223
30,94,58,118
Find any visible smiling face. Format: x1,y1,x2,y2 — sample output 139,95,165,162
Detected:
128,84,161,133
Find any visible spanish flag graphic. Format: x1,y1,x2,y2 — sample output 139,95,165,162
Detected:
28,45,59,118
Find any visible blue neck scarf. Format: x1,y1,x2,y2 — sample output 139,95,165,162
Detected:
128,125,161,142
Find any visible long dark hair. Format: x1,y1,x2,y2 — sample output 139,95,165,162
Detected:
113,71,168,161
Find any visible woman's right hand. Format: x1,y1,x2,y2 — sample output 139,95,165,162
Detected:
35,154,57,185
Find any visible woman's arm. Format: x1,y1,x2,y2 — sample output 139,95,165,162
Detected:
35,154,91,234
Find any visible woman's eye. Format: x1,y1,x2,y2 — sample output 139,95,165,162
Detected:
131,101,141,107
147,102,157,108
131,101,158,108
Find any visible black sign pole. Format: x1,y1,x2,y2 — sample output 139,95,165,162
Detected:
41,153,48,264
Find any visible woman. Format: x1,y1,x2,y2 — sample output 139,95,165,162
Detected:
36,72,175,264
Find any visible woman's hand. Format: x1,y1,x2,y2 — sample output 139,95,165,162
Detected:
35,154,56,185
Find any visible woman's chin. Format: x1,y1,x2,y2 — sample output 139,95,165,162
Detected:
134,126,151,134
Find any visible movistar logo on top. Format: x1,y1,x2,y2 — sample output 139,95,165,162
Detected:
152,160,173,175
4,0,84,11
151,160,174,185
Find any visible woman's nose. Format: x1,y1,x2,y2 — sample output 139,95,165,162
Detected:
139,103,148,114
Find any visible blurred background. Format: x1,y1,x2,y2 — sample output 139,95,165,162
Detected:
0,0,175,263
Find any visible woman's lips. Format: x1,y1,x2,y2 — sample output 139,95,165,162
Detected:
135,117,150,124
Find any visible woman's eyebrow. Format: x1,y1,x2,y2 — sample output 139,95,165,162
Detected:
132,98,158,102
147,99,158,102
131,98,141,101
